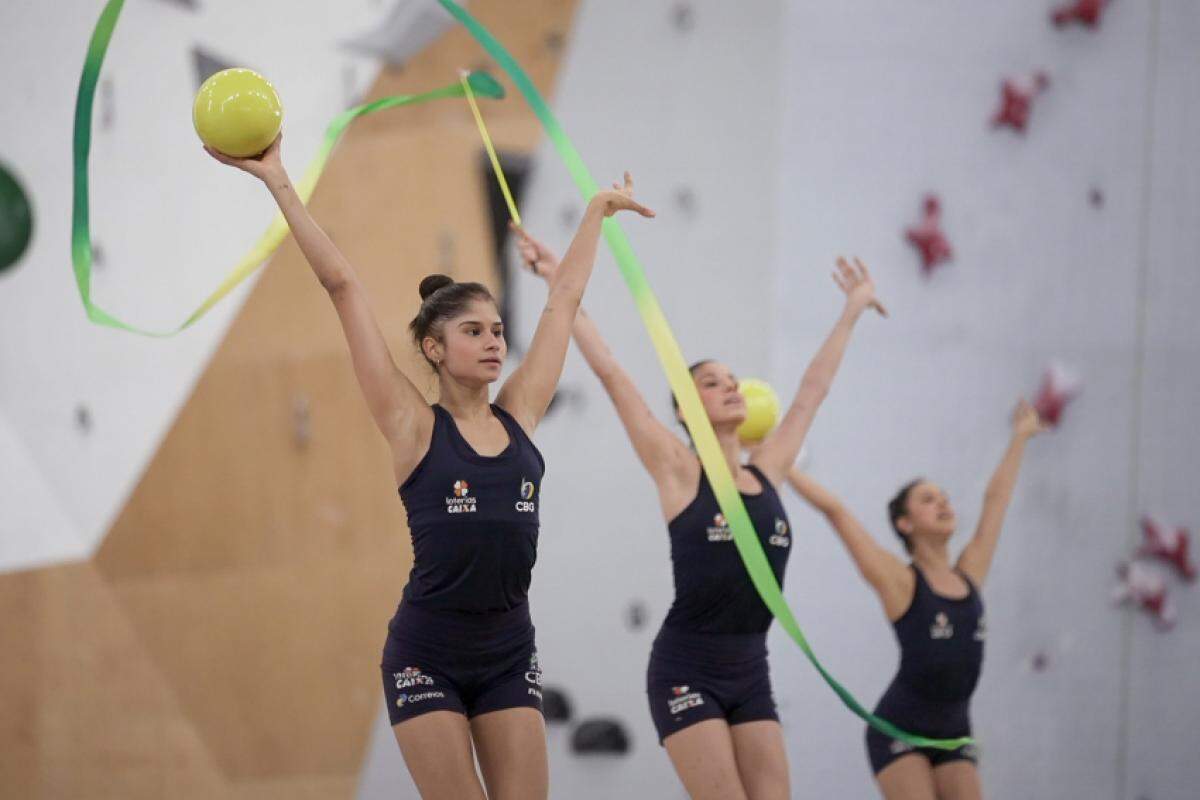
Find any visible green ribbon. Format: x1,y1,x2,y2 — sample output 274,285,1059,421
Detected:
437,0,971,750
72,0,503,336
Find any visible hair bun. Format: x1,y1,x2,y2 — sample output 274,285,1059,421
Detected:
418,274,454,301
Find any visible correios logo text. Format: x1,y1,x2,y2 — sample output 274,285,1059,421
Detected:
396,690,446,708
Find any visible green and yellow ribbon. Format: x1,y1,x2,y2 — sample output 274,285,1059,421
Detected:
440,0,970,750
459,70,521,226
72,0,503,336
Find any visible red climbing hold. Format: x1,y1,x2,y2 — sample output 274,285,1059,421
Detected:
905,195,952,276
992,72,1050,134
1114,561,1176,630
1052,0,1108,29
1140,516,1197,582
1033,363,1079,428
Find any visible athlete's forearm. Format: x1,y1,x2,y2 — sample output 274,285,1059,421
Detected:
987,434,1028,499
546,200,605,313
791,304,863,413
264,170,355,292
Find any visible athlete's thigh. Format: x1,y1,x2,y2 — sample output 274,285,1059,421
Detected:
470,707,549,800
392,711,486,800
664,718,750,800
729,720,790,800
933,759,983,800
876,752,938,800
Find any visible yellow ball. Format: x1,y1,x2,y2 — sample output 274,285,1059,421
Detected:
737,378,779,443
192,68,283,158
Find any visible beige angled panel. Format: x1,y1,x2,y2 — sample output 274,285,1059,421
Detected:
0,1,578,796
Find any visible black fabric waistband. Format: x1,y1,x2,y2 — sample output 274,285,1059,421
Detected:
652,624,768,665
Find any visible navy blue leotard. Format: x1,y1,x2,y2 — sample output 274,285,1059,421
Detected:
646,463,793,742
380,404,546,725
866,564,985,773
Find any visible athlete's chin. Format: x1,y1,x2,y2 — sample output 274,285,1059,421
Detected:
476,362,503,382
458,371,500,387
708,408,746,429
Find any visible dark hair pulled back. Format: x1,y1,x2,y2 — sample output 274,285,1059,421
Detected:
408,274,496,369
887,478,923,553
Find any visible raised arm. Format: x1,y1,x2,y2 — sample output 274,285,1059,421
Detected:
956,399,1045,587
205,137,430,458
496,174,654,434
786,467,913,619
752,258,886,484
511,225,693,492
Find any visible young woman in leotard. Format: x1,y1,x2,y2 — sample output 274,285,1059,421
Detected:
786,399,1045,800
208,138,653,799
515,224,885,800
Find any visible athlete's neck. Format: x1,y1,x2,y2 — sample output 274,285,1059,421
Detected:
714,427,747,480
910,540,952,573
436,377,491,420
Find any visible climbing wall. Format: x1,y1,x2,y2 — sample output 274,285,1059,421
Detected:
773,2,1199,798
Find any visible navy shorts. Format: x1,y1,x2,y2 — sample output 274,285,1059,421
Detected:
381,601,543,726
865,682,978,774
646,626,777,744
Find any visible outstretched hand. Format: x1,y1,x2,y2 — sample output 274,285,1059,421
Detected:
203,133,284,182
589,172,656,219
1012,398,1047,440
510,222,560,282
833,256,887,318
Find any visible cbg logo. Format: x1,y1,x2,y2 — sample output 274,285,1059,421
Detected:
525,651,543,686
769,517,791,548
516,478,536,512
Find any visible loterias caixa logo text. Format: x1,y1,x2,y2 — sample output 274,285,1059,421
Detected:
446,480,476,514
